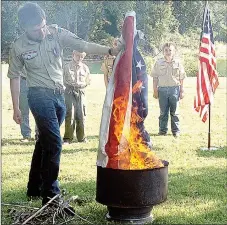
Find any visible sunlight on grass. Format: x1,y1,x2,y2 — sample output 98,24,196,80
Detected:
1,64,226,224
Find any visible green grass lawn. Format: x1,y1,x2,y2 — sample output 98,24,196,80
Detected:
1,63,227,224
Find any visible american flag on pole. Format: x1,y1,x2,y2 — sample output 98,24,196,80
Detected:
97,11,163,170
194,2,219,122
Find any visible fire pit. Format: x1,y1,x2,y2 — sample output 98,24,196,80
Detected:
96,160,168,223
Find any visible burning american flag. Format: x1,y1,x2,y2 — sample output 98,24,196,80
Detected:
97,11,163,170
194,3,219,122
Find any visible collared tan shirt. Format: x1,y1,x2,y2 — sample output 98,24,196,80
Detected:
101,55,115,82
151,57,186,87
7,24,109,89
63,61,91,88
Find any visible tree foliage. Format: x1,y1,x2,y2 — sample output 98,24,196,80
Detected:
1,0,226,59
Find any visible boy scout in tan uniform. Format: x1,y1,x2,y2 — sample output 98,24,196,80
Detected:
151,43,186,138
63,51,91,143
7,2,122,213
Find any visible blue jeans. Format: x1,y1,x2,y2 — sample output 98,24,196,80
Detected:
27,87,66,199
158,86,180,135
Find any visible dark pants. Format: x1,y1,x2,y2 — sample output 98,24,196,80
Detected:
27,87,66,200
158,86,180,135
63,89,86,142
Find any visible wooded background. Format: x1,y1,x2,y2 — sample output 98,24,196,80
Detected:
1,1,227,76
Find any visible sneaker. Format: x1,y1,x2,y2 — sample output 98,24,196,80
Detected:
63,139,72,145
42,195,75,216
78,138,88,143
173,133,180,138
20,137,32,143
158,132,167,136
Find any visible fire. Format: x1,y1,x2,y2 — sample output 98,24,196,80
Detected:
110,81,164,170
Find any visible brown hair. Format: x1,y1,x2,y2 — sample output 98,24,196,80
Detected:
162,42,176,52
72,51,86,58
18,2,46,28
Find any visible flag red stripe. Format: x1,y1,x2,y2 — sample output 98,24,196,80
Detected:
201,37,209,44
200,47,209,55
105,16,134,168
194,7,219,123
201,63,210,104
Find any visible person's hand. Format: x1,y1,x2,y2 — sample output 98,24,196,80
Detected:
180,89,185,99
13,108,22,124
110,39,124,56
110,47,120,56
73,83,82,89
153,89,158,99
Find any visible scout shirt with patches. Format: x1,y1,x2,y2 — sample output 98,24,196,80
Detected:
63,61,91,90
101,55,115,82
151,57,186,87
7,24,109,89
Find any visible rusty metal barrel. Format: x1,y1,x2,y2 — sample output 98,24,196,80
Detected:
96,160,169,223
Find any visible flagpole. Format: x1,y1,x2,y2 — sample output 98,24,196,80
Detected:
208,104,211,149
206,0,211,150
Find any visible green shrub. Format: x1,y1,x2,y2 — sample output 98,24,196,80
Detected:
182,55,226,77
183,54,198,77
217,58,227,77
143,56,155,76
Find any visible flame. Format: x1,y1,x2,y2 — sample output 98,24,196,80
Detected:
132,80,143,94
110,81,164,170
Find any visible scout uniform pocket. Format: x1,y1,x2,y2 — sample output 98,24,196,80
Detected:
22,50,41,69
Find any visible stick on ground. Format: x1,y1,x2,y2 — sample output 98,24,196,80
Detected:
22,194,60,225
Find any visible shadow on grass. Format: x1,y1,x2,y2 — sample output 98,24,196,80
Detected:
149,133,173,137
1,138,35,146
62,147,98,154
196,146,227,159
2,147,98,155
87,135,99,140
